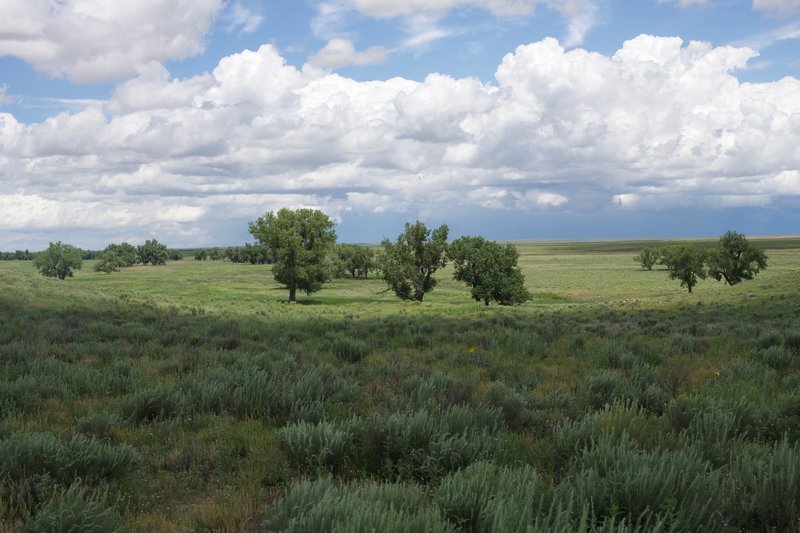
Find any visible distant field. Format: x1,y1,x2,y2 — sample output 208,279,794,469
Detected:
1,238,799,531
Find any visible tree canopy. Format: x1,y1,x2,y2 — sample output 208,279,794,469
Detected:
633,247,664,271
449,236,531,306
380,221,449,302
249,208,337,303
661,245,707,293
335,244,376,279
138,239,168,266
707,231,767,286
33,242,83,280
94,242,140,274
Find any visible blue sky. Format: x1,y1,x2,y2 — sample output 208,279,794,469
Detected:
0,0,799,249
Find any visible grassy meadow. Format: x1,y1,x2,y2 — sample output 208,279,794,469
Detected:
1,238,800,531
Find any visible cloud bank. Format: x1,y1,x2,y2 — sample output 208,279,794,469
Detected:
1,34,799,247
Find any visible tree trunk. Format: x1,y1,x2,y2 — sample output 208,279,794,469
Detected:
289,284,297,303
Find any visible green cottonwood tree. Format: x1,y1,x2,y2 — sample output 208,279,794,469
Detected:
707,231,767,286
249,208,337,303
662,245,707,293
634,247,663,271
335,244,376,278
34,242,83,280
380,221,448,302
449,236,531,306
137,239,168,265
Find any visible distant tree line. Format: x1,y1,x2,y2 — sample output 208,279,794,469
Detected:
0,250,36,261
634,231,768,293
193,244,275,264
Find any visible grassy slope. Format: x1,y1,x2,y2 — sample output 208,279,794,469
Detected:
0,238,799,530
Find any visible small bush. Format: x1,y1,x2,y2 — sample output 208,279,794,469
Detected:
676,398,761,466
483,382,533,430
584,371,634,410
121,385,185,423
756,331,784,349
267,477,454,532
277,420,355,474
435,461,552,531
601,342,635,370
0,432,139,485
550,402,659,473
563,434,726,530
400,373,474,409
361,405,502,480
729,439,800,531
670,334,698,356
331,336,369,363
784,329,800,354
23,482,121,533
74,413,120,442
760,345,794,371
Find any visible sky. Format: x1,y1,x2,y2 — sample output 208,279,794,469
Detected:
0,0,799,250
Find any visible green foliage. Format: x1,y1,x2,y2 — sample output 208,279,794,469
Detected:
435,461,553,532
334,244,376,278
167,248,183,261
380,221,449,301
33,242,83,280
785,329,800,353
400,372,475,410
661,245,707,293
136,239,168,266
23,482,121,533
277,420,356,474
361,405,501,480
566,434,726,530
94,242,140,274
121,385,185,423
633,247,662,270
330,334,370,363
0,432,139,485
249,208,337,302
584,370,635,410
483,382,534,430
224,242,274,264
760,345,795,371
707,230,767,286
729,439,800,531
74,413,120,442
448,236,531,306
194,249,208,261
268,477,454,532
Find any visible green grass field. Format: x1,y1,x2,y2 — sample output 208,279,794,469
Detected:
1,239,799,531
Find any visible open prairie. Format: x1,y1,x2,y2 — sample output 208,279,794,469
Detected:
1,238,799,531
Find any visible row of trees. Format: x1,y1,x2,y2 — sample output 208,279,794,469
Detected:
634,231,768,292
248,208,531,305
32,239,181,279
0,249,35,261
194,244,274,264
94,240,182,274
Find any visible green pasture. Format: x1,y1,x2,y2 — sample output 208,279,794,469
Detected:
1,238,799,531
4,237,799,313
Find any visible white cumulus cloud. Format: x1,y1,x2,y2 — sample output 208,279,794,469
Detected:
308,39,388,69
0,0,223,82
